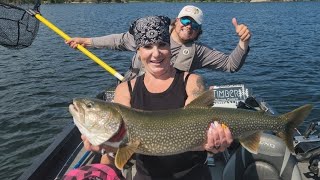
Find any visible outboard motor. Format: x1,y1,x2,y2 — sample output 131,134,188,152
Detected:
294,121,320,178
222,133,302,180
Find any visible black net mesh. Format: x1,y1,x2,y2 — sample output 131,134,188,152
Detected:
0,2,40,49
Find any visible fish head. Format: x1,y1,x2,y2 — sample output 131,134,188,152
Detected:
69,98,123,146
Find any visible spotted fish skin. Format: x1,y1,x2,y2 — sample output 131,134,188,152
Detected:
70,90,313,169
118,104,286,155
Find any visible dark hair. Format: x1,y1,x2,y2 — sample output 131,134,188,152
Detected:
170,19,202,41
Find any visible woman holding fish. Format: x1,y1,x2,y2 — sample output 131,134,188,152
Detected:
81,16,233,180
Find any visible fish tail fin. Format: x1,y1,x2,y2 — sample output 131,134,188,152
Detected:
278,104,313,152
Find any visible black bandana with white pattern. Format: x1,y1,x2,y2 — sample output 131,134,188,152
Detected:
129,16,170,49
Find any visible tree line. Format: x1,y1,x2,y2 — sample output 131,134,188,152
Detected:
1,0,39,3
1,0,119,3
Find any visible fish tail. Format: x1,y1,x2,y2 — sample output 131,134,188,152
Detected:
278,104,313,151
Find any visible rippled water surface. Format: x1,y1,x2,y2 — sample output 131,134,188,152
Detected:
0,2,319,179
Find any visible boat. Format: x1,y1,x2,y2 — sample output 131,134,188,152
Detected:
18,84,320,180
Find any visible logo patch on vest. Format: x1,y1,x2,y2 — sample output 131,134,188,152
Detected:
182,49,190,55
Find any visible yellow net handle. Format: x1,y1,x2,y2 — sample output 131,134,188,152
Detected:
33,12,124,81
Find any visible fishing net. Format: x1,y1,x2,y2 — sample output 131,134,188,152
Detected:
0,1,40,49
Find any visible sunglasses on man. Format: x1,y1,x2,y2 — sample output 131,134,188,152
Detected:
180,17,201,30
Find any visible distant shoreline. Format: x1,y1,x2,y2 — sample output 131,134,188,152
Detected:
3,0,319,5
43,0,320,4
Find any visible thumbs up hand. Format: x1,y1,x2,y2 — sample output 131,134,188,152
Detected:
232,18,251,42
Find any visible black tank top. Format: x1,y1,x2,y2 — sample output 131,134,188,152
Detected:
128,70,210,180
129,70,187,110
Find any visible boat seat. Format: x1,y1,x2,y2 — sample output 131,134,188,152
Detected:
222,133,303,180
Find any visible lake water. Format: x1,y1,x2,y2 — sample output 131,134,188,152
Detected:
0,2,319,179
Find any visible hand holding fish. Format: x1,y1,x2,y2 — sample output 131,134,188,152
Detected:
81,135,117,153
204,121,233,153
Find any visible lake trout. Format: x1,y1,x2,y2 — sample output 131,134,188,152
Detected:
69,90,313,170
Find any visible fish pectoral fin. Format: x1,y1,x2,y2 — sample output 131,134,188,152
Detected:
239,132,261,154
115,140,140,170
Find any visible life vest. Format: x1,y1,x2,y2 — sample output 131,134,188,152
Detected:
172,41,196,72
